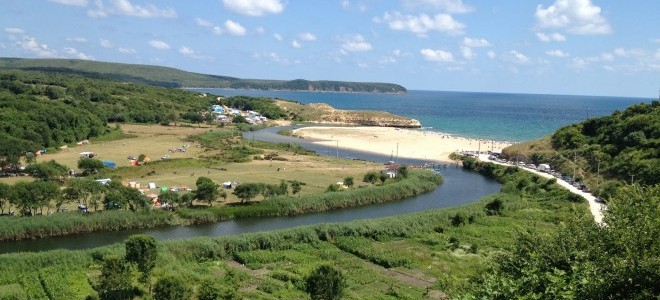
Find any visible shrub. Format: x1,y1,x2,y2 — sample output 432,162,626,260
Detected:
306,265,344,300
153,276,191,300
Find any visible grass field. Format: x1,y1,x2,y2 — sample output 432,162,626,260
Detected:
1,123,383,208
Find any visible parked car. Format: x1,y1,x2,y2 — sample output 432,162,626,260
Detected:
161,155,170,160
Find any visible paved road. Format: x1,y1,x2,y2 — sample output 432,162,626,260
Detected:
477,155,606,225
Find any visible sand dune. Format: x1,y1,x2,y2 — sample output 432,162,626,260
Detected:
293,126,511,162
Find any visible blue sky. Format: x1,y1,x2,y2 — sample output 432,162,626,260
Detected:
1,0,659,98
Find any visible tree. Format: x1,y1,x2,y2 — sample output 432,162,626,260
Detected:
306,265,345,300
153,276,191,300
25,160,69,183
157,190,180,207
363,171,378,184
397,165,409,179
77,158,105,175
64,178,104,210
194,177,220,206
97,255,132,300
10,181,59,215
343,176,354,188
379,173,388,185
472,184,660,299
232,183,261,203
291,180,302,197
181,193,195,207
0,183,11,214
125,235,158,285
232,115,247,124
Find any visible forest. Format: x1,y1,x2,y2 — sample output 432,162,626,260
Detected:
503,101,659,197
0,69,305,167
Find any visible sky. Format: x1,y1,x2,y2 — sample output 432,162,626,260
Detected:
1,0,659,98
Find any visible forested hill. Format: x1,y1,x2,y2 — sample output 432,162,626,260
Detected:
503,101,659,195
0,58,407,93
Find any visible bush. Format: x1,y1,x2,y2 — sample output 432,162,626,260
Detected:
306,265,344,300
153,276,191,300
485,198,504,216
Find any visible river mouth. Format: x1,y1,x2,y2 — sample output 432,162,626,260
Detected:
0,126,501,254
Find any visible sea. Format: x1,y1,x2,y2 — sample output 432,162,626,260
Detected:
190,89,650,142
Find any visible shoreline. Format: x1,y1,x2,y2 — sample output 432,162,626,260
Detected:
293,126,512,163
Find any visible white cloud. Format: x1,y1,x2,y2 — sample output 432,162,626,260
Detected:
298,32,317,41
393,49,402,56
118,47,136,54
212,26,223,35
546,49,569,57
255,52,289,64
66,37,87,43
16,36,57,58
49,0,88,6
420,48,454,62
195,18,214,28
291,40,301,48
63,47,93,60
340,35,372,53
223,0,284,17
255,27,265,35
600,53,614,62
88,0,176,18
508,50,529,63
4,27,25,34
570,57,588,70
273,33,283,41
535,0,611,35
375,12,465,36
463,37,490,47
99,39,113,48
536,32,567,42
460,46,474,60
402,0,473,14
650,38,660,44
224,20,246,36
179,46,195,56
378,56,397,64
148,40,170,50
357,62,369,68
487,50,496,59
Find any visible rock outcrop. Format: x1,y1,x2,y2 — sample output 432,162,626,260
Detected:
279,102,421,128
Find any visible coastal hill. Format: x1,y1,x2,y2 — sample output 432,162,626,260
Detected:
275,100,421,128
502,100,659,196
0,57,407,93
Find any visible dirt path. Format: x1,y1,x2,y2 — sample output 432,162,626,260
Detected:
478,155,606,225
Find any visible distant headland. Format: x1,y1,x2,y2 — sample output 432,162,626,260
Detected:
0,57,407,94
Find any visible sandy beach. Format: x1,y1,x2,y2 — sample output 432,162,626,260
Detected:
293,126,511,162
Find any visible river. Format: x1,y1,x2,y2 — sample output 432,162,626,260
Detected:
0,126,500,254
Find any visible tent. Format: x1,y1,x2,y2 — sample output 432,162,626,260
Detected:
102,160,116,168
148,183,156,189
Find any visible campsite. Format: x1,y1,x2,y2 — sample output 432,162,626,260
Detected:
14,123,381,205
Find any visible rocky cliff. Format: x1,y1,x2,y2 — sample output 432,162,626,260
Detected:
276,101,421,128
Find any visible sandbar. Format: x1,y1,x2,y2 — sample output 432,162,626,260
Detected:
292,126,511,162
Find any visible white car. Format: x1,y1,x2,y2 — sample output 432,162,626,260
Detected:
161,155,170,160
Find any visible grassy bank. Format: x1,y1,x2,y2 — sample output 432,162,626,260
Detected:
0,162,588,299
0,170,442,241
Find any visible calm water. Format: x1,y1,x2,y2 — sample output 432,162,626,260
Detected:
0,126,500,254
194,89,648,142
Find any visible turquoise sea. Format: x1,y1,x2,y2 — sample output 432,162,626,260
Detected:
192,89,649,142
